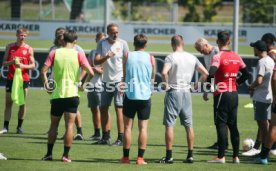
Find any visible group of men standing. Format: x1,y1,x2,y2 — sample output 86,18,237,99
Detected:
194,32,276,164
0,23,276,165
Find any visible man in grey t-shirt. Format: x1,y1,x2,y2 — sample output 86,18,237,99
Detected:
94,23,129,146
158,35,208,164
195,38,224,150
244,40,274,157
195,38,219,71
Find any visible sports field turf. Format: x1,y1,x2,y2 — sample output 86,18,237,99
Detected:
0,89,275,170
0,39,253,56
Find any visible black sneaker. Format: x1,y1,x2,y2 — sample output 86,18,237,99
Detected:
93,138,111,145
86,134,101,141
74,134,84,140
158,157,174,164
208,142,218,149
42,155,53,161
16,127,24,134
207,142,228,150
185,157,194,163
111,139,122,146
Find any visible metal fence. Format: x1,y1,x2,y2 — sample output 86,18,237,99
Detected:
1,0,275,24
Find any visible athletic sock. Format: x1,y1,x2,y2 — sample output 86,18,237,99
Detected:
118,133,124,141
123,148,130,158
166,150,172,159
107,130,111,138
94,128,100,137
187,149,193,158
253,140,261,149
63,146,71,157
218,149,225,158
4,121,9,130
76,127,82,135
17,119,23,128
47,143,54,156
271,142,276,150
102,131,109,140
138,148,145,158
260,146,270,159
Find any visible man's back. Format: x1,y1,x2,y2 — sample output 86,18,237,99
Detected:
51,48,80,99
165,51,201,90
125,51,152,100
212,50,245,95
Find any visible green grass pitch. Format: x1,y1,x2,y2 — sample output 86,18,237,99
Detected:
0,89,275,170
0,39,253,56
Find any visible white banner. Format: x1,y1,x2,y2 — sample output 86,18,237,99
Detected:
0,20,275,45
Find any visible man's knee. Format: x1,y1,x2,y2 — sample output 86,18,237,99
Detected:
100,107,109,115
5,98,12,107
48,127,58,137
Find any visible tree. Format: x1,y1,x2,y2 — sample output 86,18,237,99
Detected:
179,0,222,22
70,0,84,20
113,0,175,21
201,0,222,22
112,0,222,22
181,0,201,22
241,0,275,24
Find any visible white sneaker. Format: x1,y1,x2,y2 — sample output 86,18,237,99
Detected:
0,128,8,134
0,153,7,160
270,149,276,156
242,148,260,156
232,157,240,164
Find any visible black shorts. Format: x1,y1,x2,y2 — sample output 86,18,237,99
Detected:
51,97,80,117
123,95,151,120
213,92,238,125
6,80,30,93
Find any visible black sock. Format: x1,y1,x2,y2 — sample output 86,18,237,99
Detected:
17,119,23,129
166,150,172,159
47,143,54,156
76,127,82,135
123,148,130,157
94,128,100,136
260,146,270,159
107,130,111,138
218,150,225,158
63,146,71,157
101,131,105,139
187,149,193,158
138,148,145,158
253,140,261,149
118,133,124,141
272,142,276,150
102,131,109,140
4,121,9,130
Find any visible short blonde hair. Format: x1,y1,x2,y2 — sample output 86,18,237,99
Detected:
195,38,209,49
16,27,29,35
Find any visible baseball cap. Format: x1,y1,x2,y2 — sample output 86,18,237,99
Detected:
250,40,267,51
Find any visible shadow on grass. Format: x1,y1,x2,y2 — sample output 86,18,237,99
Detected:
6,158,43,161
0,132,46,135
58,156,276,165
27,141,65,145
82,157,194,164
0,134,47,140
